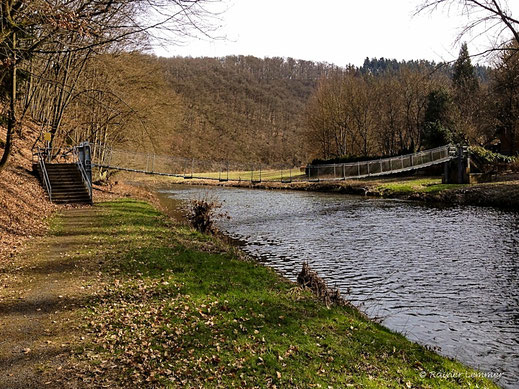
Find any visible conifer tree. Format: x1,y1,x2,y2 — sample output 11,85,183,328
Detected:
451,43,480,144
452,43,479,94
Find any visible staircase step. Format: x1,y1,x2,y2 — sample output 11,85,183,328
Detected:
48,177,83,181
51,188,89,194
52,194,91,200
52,197,91,201
52,199,91,204
48,180,85,185
51,178,85,182
47,170,81,174
47,171,81,175
47,174,82,177
51,184,88,188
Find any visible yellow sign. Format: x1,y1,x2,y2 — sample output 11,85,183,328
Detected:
43,132,52,141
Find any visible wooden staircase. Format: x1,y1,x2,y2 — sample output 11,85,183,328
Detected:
34,163,92,204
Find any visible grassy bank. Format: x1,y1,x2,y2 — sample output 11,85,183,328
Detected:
65,199,497,387
375,178,466,195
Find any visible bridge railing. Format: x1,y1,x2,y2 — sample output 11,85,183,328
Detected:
306,145,453,181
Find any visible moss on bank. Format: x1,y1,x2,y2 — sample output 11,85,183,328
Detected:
375,178,467,196
70,199,497,388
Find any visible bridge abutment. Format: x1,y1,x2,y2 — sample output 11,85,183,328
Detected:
443,146,470,184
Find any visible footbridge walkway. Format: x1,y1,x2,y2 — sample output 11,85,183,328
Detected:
89,143,462,183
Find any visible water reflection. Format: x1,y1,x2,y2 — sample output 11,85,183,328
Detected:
160,186,519,388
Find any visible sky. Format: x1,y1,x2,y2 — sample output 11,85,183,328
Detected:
153,0,519,67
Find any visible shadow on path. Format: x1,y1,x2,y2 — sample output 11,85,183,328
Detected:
0,207,103,388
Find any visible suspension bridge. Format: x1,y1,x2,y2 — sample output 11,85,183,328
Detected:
90,143,460,182
33,143,468,204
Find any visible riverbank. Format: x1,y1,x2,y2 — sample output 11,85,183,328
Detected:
128,174,519,210
0,192,499,387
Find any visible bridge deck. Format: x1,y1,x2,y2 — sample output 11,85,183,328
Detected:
92,144,455,183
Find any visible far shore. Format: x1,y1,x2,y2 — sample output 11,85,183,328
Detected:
119,173,519,210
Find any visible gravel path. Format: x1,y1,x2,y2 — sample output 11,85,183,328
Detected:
0,207,100,388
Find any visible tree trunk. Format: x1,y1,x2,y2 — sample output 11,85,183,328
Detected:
0,32,17,173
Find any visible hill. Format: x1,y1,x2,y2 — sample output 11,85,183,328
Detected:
158,55,336,165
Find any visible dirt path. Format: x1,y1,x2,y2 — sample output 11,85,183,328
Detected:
0,207,102,388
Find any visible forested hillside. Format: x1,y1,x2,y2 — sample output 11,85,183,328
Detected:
1,48,511,171
159,56,335,165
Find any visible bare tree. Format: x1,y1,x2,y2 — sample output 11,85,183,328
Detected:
417,0,519,55
0,0,219,171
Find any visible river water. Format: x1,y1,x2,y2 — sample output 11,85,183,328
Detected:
159,186,519,388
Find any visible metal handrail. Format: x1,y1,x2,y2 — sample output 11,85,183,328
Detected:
309,145,452,169
36,148,52,201
303,144,457,181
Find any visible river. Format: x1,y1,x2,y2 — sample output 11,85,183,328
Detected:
158,185,519,388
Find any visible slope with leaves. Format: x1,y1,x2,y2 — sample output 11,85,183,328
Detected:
0,124,56,260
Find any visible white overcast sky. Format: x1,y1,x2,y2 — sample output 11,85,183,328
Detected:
153,0,519,67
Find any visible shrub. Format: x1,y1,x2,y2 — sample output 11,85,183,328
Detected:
297,262,348,307
186,197,223,234
470,146,517,164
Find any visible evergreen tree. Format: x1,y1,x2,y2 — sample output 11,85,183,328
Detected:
452,43,479,94
421,89,457,148
451,43,480,145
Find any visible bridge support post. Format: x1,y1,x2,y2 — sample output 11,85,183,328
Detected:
443,146,470,184
78,142,92,187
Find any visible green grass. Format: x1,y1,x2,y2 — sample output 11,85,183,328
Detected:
377,178,467,195
164,168,306,182
74,199,497,388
